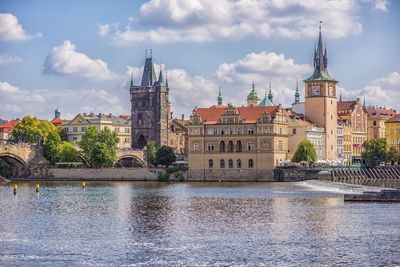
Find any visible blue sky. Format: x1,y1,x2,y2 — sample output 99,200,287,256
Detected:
0,0,399,120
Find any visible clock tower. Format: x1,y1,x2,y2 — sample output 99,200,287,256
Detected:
304,25,338,160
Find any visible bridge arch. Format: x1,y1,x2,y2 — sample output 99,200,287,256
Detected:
114,155,146,168
0,152,31,178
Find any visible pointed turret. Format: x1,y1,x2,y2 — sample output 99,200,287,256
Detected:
158,68,164,85
304,23,337,82
293,80,300,104
141,50,157,87
217,86,222,105
130,73,134,88
340,93,342,102
268,81,273,104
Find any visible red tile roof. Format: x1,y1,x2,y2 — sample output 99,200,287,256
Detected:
195,106,278,124
0,119,20,133
366,106,397,118
386,114,400,123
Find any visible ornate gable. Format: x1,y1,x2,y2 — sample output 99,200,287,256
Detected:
69,114,90,125
190,109,204,125
218,104,244,124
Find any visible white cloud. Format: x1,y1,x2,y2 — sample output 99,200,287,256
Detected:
0,81,130,120
99,0,363,44
43,40,120,81
0,53,22,64
0,13,41,41
371,0,390,12
215,51,313,108
340,71,400,111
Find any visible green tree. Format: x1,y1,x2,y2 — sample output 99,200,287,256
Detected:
361,138,386,167
58,142,80,163
156,146,176,167
43,130,62,164
292,139,317,163
386,147,399,165
146,141,158,166
11,115,41,143
79,126,118,167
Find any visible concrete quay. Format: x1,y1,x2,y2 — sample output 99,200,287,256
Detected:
344,189,400,202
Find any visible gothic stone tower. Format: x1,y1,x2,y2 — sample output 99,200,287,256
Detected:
304,26,338,160
130,53,171,149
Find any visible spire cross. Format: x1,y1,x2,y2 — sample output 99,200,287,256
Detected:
252,81,255,90
319,20,323,31
269,80,272,93
145,49,147,58
150,49,152,58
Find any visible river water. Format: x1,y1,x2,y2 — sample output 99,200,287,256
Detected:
0,181,399,266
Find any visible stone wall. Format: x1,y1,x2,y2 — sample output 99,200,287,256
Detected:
188,169,275,182
273,168,321,182
46,167,161,181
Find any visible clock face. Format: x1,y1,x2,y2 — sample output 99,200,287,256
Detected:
329,86,334,96
311,86,320,96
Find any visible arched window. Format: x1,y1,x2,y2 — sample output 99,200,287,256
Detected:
228,159,233,168
248,159,254,169
236,141,242,152
237,159,242,169
219,141,225,152
228,140,234,152
208,159,213,168
220,159,225,169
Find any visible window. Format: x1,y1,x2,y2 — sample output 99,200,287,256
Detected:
137,113,143,127
278,141,283,150
373,121,377,126
237,159,242,168
208,143,214,151
247,142,255,151
228,141,234,152
248,159,254,169
236,141,242,152
81,127,86,132
73,127,78,132
220,159,225,168
72,136,77,141
208,159,213,169
64,128,69,133
292,128,296,134
229,128,233,135
228,159,233,168
219,141,225,152
125,128,130,133
124,138,130,143
248,128,254,134
193,142,199,151
115,127,120,133
221,130,225,135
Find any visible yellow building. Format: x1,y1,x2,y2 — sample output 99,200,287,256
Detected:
188,103,288,181
303,27,338,160
385,114,400,151
337,98,368,164
366,106,397,140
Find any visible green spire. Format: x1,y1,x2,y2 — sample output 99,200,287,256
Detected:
294,80,300,104
218,86,222,105
55,106,61,119
267,81,273,104
304,22,337,83
247,82,259,100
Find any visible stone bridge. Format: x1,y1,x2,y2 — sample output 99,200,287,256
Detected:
0,144,146,178
0,143,48,178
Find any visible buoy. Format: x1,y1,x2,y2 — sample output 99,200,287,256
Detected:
12,184,17,195
81,181,86,189
35,183,40,193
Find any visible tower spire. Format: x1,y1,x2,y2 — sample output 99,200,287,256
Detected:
268,81,273,104
294,80,300,104
218,86,222,105
130,73,133,87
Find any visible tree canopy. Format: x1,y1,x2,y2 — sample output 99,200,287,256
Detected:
361,138,386,167
292,139,317,163
146,141,158,166
155,145,176,167
11,115,58,144
79,126,118,167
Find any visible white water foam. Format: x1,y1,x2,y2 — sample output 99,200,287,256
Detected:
297,180,386,195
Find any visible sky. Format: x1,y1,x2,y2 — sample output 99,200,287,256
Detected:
0,0,399,120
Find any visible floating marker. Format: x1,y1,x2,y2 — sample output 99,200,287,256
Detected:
35,183,40,193
82,181,86,189
12,184,17,195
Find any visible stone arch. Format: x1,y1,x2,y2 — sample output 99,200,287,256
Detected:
138,135,147,149
0,152,30,178
114,155,146,168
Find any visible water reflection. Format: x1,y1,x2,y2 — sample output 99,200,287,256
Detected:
0,181,399,266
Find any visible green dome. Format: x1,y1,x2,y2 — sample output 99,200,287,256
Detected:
247,89,259,101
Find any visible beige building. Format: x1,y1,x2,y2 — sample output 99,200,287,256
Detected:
188,102,288,180
303,27,338,160
366,106,397,140
337,98,368,164
61,113,131,148
287,113,326,161
169,116,189,155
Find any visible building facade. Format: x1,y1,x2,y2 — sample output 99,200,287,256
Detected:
188,102,288,180
130,54,171,149
366,106,397,140
385,114,400,151
303,26,338,160
0,119,20,143
337,123,344,163
61,113,131,148
337,98,368,163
